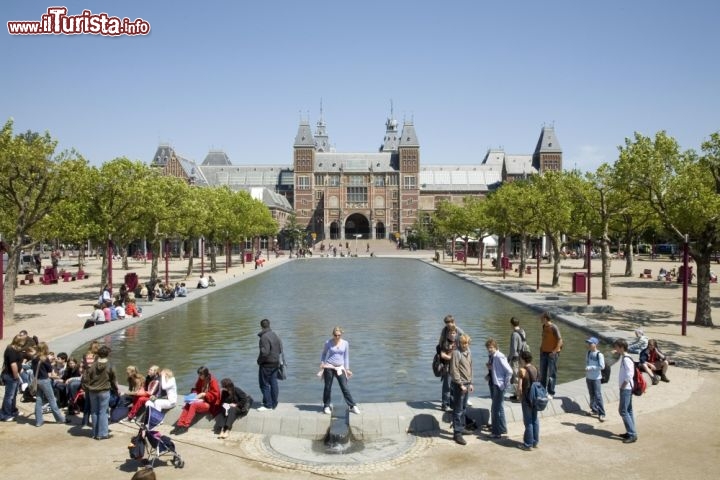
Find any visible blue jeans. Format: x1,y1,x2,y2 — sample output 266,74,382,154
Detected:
89,390,110,438
258,366,279,409
490,383,507,435
441,372,452,408
451,382,469,434
618,389,636,438
0,372,20,419
586,378,605,416
539,352,559,395
521,400,540,447
322,368,356,409
35,378,65,426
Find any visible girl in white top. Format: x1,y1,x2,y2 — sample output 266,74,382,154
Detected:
145,368,178,411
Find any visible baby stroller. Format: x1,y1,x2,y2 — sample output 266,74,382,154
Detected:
128,406,184,468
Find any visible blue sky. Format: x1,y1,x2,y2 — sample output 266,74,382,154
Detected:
1,0,718,172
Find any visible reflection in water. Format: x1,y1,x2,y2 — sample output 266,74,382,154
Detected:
76,259,590,403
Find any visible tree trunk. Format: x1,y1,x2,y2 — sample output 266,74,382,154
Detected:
693,252,714,326
623,242,634,277
121,242,129,270
184,239,195,279
2,239,23,327
550,234,562,287
518,234,527,278
601,238,612,299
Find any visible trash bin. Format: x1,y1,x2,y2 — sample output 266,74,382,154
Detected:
572,272,586,293
245,252,253,263
501,256,511,270
455,251,465,261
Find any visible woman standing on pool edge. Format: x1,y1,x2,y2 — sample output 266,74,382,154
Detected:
319,326,360,415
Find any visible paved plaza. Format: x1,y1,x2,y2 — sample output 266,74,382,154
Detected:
0,249,718,479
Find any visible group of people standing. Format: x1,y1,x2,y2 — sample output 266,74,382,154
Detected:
435,311,656,448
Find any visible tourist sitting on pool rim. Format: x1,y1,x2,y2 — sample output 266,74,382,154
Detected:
172,366,221,433
639,339,670,385
319,326,360,415
215,378,253,439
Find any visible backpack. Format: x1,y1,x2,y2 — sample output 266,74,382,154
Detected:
601,360,611,384
588,351,611,384
528,381,549,411
632,361,647,396
432,353,445,377
520,332,531,354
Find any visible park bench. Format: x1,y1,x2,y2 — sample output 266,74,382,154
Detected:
640,269,652,279
20,273,35,285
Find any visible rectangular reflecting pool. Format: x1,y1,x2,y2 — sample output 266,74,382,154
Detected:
74,258,590,404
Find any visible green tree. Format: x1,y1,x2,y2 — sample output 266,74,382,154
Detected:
615,131,720,326
528,171,578,286
0,120,85,324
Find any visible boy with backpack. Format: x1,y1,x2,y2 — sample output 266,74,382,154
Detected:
613,338,638,444
584,337,606,422
508,317,528,401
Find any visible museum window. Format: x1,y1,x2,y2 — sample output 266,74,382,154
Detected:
374,176,385,187
387,174,398,186
347,186,368,203
315,174,325,186
328,174,340,186
403,175,416,190
348,175,366,186
297,176,310,190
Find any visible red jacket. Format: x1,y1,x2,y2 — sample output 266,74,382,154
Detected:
192,375,221,415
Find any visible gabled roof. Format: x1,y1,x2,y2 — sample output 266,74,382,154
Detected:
314,152,396,173
198,165,287,189
202,150,232,166
247,187,293,211
294,120,315,147
419,165,501,192
534,126,562,153
504,154,536,176
398,122,419,147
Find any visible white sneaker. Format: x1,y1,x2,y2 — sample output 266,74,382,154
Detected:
323,406,332,415
350,405,361,414
547,394,553,400
257,406,270,412
466,399,473,406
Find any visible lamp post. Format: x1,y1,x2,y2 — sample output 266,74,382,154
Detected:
164,239,170,287
586,234,592,306
681,234,689,336
536,237,541,292
0,240,7,339
200,237,205,277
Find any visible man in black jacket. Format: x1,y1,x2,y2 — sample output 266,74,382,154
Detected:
257,318,283,411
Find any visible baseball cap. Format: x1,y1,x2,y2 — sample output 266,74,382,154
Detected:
585,337,599,345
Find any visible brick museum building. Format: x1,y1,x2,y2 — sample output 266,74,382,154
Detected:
150,109,562,246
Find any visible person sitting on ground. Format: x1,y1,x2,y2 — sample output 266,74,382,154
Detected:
657,267,667,281
197,275,209,289
138,283,148,299
124,365,161,422
114,300,126,320
628,329,649,354
172,366,221,434
119,366,146,409
176,282,188,297
214,378,253,439
83,304,106,329
125,298,141,318
159,284,175,301
145,368,178,412
639,339,670,385
208,275,216,287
